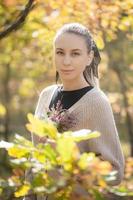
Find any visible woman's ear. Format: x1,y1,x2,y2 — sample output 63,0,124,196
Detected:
87,50,94,66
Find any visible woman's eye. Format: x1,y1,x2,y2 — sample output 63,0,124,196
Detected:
56,51,64,55
72,52,80,56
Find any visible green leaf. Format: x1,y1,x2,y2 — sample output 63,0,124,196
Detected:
109,186,132,197
43,144,57,164
92,188,105,200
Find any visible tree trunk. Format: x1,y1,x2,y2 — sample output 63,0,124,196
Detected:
104,31,133,156
115,70,133,156
3,63,11,142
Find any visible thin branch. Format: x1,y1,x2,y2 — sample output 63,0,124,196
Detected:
0,0,36,40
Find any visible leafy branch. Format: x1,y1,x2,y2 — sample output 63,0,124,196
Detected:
0,113,116,200
0,0,36,40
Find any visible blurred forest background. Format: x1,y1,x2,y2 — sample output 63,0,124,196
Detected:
0,0,133,175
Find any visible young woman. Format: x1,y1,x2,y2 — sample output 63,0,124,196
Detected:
25,23,125,200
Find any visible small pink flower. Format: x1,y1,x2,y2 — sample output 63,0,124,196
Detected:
47,100,77,133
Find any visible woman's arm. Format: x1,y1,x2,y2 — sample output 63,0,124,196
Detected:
88,92,125,185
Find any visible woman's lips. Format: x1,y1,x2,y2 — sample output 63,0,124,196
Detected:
61,69,74,73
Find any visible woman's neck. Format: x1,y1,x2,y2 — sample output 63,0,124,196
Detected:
60,78,90,91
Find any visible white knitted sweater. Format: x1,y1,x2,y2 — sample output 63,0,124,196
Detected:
34,84,125,184
24,84,125,200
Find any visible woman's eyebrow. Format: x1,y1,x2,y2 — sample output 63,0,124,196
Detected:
56,48,82,51
56,48,63,50
72,49,82,51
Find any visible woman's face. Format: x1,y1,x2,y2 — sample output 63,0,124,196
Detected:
54,33,92,82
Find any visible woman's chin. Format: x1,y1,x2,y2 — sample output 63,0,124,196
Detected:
60,75,76,81
59,73,75,80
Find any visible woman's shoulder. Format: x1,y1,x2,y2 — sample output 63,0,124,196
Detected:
39,84,58,97
86,87,111,107
84,87,113,115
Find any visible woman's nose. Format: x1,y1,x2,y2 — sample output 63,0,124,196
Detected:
63,55,71,65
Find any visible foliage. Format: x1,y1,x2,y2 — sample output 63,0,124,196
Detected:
109,157,133,197
0,113,118,200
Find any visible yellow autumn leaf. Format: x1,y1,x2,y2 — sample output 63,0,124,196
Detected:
98,179,107,188
0,188,2,195
57,137,79,164
33,150,46,163
8,145,30,158
0,103,6,117
26,113,58,139
64,163,73,171
78,153,90,170
96,161,112,175
15,184,30,197
95,35,105,49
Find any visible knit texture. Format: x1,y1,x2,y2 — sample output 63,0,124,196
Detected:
25,84,125,200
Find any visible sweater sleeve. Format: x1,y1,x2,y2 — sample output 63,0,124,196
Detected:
87,92,125,185
34,84,57,118
34,87,50,118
